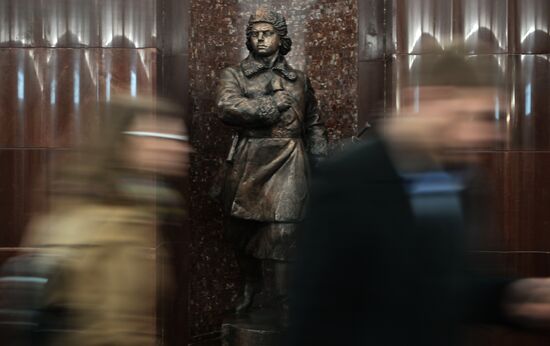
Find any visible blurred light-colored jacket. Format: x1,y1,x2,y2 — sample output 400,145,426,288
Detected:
22,203,162,346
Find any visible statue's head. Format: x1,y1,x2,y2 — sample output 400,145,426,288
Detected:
246,8,292,56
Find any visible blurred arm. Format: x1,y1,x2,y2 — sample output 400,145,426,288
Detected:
501,278,550,330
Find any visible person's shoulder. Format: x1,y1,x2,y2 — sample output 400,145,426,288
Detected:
322,137,384,168
316,136,398,182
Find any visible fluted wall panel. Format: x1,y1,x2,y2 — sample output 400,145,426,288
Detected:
456,0,509,53
392,0,453,54
0,0,157,48
515,0,550,53
0,48,157,148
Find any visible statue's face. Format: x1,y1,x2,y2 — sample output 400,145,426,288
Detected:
249,22,280,57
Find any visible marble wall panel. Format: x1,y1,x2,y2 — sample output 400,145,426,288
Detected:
387,53,550,151
358,60,386,130
99,0,157,48
392,0,453,54
188,0,358,339
46,49,100,147
387,54,516,137
471,152,550,252
510,55,550,150
159,53,190,116
158,0,190,55
0,0,41,47
0,149,49,247
305,0,358,141
153,3,191,344
0,0,157,48
0,0,166,342
514,0,550,54
393,0,513,54
97,48,157,100
0,48,157,148
158,233,192,345
455,0,509,53
42,0,100,47
0,49,47,147
188,155,239,338
0,150,22,246
386,54,546,150
0,0,9,45
358,0,387,60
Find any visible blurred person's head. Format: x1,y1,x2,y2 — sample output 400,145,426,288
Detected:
123,108,191,178
382,49,506,167
50,96,191,207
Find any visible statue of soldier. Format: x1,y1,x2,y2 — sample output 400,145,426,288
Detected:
216,8,328,315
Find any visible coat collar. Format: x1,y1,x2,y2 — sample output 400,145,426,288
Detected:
240,54,297,81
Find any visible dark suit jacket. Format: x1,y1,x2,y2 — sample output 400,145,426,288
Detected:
288,136,510,346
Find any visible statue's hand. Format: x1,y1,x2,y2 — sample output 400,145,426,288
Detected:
274,90,293,112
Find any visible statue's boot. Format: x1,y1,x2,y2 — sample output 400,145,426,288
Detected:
273,260,290,325
233,254,262,314
234,281,261,314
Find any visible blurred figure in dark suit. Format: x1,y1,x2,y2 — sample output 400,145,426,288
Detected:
287,50,550,346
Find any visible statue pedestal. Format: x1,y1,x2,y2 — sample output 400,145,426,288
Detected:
221,310,284,346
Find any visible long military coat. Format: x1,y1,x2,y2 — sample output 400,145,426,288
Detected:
217,54,328,222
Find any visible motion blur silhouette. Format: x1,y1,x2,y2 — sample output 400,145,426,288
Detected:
288,49,550,346
0,96,191,346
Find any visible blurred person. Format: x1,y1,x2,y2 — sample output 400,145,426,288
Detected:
0,96,191,346
287,51,550,346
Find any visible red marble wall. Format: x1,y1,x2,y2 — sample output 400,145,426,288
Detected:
187,0,357,343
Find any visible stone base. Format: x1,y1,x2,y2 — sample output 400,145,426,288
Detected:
221,310,285,346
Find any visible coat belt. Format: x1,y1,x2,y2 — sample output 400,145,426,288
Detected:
240,129,302,139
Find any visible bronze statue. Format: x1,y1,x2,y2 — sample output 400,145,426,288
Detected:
216,8,328,316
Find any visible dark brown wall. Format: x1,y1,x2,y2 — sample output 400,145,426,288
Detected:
358,0,387,130
157,1,191,345
0,0,189,345
0,0,158,254
362,0,550,344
